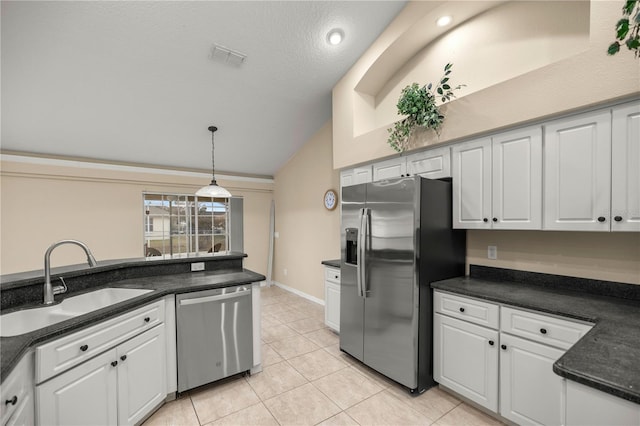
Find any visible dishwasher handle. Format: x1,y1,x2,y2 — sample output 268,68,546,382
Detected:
179,288,251,306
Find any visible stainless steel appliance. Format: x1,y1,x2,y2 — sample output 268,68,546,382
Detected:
340,176,465,393
176,285,253,392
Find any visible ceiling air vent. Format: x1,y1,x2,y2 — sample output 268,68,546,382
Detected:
210,44,247,67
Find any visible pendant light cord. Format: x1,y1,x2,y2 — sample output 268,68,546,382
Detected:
208,125,218,185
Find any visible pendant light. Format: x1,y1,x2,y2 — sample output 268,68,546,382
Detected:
196,125,232,198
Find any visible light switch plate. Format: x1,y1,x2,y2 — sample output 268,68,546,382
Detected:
487,246,497,260
191,262,205,272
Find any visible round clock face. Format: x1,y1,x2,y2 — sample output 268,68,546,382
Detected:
324,189,338,211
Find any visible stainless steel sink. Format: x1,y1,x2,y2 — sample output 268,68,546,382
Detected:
0,288,152,337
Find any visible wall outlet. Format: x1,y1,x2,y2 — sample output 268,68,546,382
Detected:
487,246,497,260
274,231,280,239
191,262,205,272
284,268,288,276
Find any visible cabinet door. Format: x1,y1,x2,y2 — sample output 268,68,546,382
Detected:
341,166,373,187
36,349,118,426
499,333,565,426
566,380,640,426
117,325,166,426
5,391,34,426
324,281,340,332
406,146,451,179
452,138,492,229
433,313,498,411
373,157,406,181
611,101,640,232
492,126,542,229
544,109,612,231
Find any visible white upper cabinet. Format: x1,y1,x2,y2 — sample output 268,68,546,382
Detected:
340,166,372,187
452,126,542,230
544,109,612,231
492,127,542,230
611,101,640,232
406,146,451,179
452,138,492,229
372,146,451,182
372,157,407,181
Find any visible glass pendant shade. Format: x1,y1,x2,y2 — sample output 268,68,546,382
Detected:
196,181,232,198
196,125,231,198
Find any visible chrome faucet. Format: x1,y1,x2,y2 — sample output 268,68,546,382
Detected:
44,240,98,305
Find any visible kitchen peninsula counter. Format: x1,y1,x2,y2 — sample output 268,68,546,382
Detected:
0,254,265,383
432,265,640,404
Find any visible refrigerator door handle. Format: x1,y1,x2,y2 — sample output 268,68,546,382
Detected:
360,208,369,298
357,208,364,298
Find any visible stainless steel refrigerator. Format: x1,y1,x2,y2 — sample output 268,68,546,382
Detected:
340,176,465,393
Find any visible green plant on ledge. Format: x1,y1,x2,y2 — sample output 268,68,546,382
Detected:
387,63,465,153
607,0,639,57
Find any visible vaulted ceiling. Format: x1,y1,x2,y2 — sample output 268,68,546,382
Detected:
1,1,407,177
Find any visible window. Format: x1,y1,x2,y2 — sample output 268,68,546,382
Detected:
143,192,228,257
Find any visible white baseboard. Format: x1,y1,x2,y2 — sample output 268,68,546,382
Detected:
271,281,325,306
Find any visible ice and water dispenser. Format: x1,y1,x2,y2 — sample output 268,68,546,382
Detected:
345,228,358,265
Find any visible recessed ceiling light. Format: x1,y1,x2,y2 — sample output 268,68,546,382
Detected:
327,29,344,46
436,15,452,27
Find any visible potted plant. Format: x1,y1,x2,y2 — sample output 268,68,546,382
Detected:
387,63,464,153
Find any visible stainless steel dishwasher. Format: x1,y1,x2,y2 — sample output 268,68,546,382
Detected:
176,284,253,392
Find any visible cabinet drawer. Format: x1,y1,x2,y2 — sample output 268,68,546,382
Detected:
501,306,592,350
1,351,34,425
324,267,340,284
434,291,499,329
36,300,164,383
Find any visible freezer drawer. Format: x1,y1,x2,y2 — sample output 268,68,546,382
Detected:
176,285,253,392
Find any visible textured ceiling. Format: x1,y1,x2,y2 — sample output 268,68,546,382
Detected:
1,1,406,177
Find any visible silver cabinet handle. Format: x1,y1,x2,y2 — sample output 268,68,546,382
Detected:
179,288,250,305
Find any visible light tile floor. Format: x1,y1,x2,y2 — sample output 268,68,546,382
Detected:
144,285,504,426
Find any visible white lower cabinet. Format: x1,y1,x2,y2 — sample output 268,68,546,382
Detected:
324,266,340,332
1,351,35,426
36,324,166,426
566,380,640,426
499,333,565,425
433,313,498,411
432,290,639,425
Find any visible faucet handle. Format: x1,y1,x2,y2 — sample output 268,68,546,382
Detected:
53,277,68,296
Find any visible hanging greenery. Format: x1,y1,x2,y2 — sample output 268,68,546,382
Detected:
387,63,465,153
607,0,640,57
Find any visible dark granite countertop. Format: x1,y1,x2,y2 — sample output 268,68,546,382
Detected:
431,268,640,404
321,259,340,268
1,255,264,383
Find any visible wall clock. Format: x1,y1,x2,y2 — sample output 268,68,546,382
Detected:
323,189,338,211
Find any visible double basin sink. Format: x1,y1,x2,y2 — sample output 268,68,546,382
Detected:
0,287,152,337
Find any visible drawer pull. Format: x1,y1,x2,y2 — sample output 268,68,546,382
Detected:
80,344,89,352
492,217,498,222
614,216,623,222
120,355,127,362
144,317,150,323
488,340,494,346
5,396,17,406
111,361,118,367
597,216,606,223
540,328,547,334
501,344,507,350
459,307,465,313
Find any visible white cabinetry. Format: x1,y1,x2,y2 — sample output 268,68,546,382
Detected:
433,313,498,411
544,109,612,231
36,301,167,426
434,290,601,425
452,126,542,229
340,166,372,188
611,101,640,232
1,351,34,426
499,332,564,425
372,147,451,182
324,266,340,332
566,380,640,426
